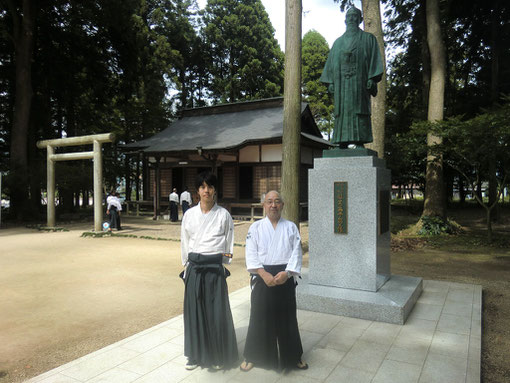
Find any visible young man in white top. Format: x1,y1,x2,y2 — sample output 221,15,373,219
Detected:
180,171,237,370
240,190,308,372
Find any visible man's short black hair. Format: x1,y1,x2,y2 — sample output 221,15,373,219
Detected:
195,171,217,190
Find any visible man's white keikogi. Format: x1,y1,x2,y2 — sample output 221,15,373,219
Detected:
169,192,179,203
180,191,192,205
245,217,302,276
106,195,122,211
180,202,234,266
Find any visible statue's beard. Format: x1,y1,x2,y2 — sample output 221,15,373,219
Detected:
345,23,360,33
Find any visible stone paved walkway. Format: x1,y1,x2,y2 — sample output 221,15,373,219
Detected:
26,279,481,383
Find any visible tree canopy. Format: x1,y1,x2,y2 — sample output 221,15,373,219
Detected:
0,0,285,218
201,0,284,103
383,0,510,211
301,29,333,138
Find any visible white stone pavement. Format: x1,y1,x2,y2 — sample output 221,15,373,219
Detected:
26,279,481,383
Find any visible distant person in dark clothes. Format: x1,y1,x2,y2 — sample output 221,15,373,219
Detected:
169,188,179,222
106,191,122,230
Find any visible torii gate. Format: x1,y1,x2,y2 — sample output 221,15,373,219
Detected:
37,133,115,231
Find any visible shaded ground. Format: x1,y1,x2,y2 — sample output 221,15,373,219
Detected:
391,204,510,383
0,208,509,382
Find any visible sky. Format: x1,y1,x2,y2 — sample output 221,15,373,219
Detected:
196,0,364,50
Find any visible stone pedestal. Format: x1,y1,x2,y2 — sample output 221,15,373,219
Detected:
297,154,422,324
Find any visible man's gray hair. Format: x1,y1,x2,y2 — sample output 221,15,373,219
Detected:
262,190,284,203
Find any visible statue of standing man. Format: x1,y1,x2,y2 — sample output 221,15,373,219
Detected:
320,7,383,148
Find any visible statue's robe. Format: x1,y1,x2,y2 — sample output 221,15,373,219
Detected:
320,29,383,145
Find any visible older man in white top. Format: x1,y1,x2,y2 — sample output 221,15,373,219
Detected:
240,190,308,372
180,171,237,371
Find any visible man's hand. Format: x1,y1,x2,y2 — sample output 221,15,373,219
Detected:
257,269,276,287
274,271,289,285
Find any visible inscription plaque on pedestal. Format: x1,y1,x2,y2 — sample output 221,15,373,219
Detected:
379,190,390,235
334,182,348,234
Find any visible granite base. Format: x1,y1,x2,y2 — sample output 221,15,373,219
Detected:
297,269,423,325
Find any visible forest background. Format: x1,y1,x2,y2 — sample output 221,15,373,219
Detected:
1,0,510,225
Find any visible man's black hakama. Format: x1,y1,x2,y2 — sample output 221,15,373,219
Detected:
170,201,178,222
243,264,303,369
108,205,121,230
182,253,238,368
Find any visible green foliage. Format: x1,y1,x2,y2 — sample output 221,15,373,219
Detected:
201,0,284,103
418,216,457,236
384,0,510,203
301,30,333,138
412,99,510,190
386,129,427,192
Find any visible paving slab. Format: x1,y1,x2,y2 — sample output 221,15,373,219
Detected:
25,280,481,383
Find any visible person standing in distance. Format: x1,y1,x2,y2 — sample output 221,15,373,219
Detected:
180,171,238,370
180,186,192,216
169,188,179,222
240,190,307,372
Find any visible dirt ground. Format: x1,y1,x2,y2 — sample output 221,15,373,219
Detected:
0,218,260,383
0,208,509,383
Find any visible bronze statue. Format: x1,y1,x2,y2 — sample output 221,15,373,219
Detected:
320,7,383,148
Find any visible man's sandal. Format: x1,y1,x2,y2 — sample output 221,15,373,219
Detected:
296,360,309,370
240,360,254,372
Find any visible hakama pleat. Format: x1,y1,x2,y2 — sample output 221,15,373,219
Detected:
182,253,238,368
108,206,121,229
243,264,303,369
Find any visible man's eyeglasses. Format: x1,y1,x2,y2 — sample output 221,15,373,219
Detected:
265,199,282,205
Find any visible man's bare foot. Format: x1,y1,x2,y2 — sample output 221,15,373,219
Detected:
240,360,254,372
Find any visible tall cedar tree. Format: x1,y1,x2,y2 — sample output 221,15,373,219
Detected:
422,0,446,218
0,0,192,217
384,0,510,203
201,0,284,103
301,30,333,139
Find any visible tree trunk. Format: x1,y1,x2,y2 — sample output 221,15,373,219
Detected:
8,0,36,220
136,153,141,201
488,3,500,221
362,0,386,159
422,0,446,218
419,0,431,117
458,176,465,204
125,155,131,201
486,207,493,243
281,0,301,227
445,168,453,204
